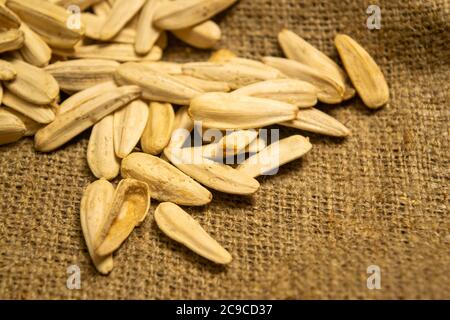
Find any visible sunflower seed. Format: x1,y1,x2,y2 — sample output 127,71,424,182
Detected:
55,0,104,11
109,30,136,44
231,79,318,108
164,147,260,195
121,152,212,206
208,48,236,62
67,43,162,62
81,13,136,43
138,61,183,75
58,81,117,114
278,29,348,91
45,59,119,92
0,107,26,145
154,0,238,30
92,0,111,17
173,75,230,92
34,85,141,152
262,56,344,104
99,0,146,40
0,3,20,29
141,102,174,155
135,0,161,55
189,92,298,129
164,105,194,150
113,99,149,158
80,179,114,275
237,135,312,178
200,130,258,158
335,34,389,109
18,22,52,67
245,137,266,154
172,20,221,49
281,107,351,137
87,115,120,180
2,89,55,124
183,61,282,89
0,29,24,54
7,0,85,49
3,59,59,105
0,59,16,80
227,57,288,74
116,62,202,104
155,202,232,264
96,178,150,257
0,106,42,136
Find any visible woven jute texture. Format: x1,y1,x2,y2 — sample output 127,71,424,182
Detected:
0,0,449,300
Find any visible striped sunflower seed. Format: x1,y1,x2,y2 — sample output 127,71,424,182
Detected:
0,59,16,80
7,0,85,49
154,0,238,30
0,29,24,54
189,92,298,129
208,48,236,63
92,0,111,17
163,105,194,157
182,61,282,89
141,102,175,156
18,22,52,67
34,85,141,152
0,107,26,146
335,34,389,109
173,75,230,92
116,62,202,104
96,178,151,257
81,13,136,44
0,3,20,29
45,59,119,92
231,79,318,108
121,152,212,206
2,89,55,124
138,61,183,75
237,135,312,178
0,106,42,136
3,59,59,105
113,99,149,158
55,0,104,11
87,115,120,181
58,81,118,114
262,56,345,104
135,0,161,55
172,20,221,49
155,202,232,264
278,29,351,93
198,130,259,159
66,43,162,62
164,147,260,195
80,179,114,275
99,0,146,40
281,107,351,137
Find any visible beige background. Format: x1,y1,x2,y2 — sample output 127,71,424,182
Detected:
0,0,449,299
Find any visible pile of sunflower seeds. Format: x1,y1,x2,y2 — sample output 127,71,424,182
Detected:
0,0,389,274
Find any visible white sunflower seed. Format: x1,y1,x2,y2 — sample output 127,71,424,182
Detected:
155,202,232,264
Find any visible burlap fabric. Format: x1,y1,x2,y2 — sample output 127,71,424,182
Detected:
0,0,449,300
